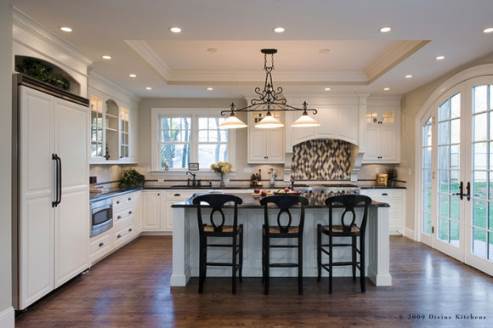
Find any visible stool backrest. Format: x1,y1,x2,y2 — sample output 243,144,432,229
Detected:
260,195,309,233
325,195,372,234
192,194,243,233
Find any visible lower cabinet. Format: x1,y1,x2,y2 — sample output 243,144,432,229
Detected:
142,190,165,231
359,188,406,235
89,190,141,265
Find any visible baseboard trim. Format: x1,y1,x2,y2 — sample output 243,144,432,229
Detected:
404,228,415,240
0,306,15,328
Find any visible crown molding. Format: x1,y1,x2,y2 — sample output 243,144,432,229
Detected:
13,7,92,66
88,71,140,104
125,40,171,80
365,40,430,82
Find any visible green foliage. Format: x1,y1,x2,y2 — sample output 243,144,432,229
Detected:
16,57,71,91
119,169,145,188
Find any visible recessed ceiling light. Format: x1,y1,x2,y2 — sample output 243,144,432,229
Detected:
101,55,112,60
129,73,137,78
483,27,493,34
145,86,152,90
383,87,391,91
436,55,445,61
405,74,413,79
170,26,182,33
324,87,331,91
273,27,285,33
60,26,72,33
207,87,214,91
380,26,392,33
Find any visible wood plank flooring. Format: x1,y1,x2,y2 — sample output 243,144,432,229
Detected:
15,236,493,327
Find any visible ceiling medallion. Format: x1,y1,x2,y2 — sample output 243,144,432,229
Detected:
220,49,319,129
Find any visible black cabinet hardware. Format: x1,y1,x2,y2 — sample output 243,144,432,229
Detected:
174,193,181,197
264,156,268,159
116,200,120,204
98,242,104,247
157,193,160,196
117,215,122,220
128,197,131,201
381,193,388,196
466,181,471,201
377,156,383,159
128,211,132,215
128,228,132,232
117,234,121,239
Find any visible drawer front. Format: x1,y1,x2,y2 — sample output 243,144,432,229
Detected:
114,208,135,228
114,225,135,246
166,191,193,202
90,233,113,263
113,192,137,212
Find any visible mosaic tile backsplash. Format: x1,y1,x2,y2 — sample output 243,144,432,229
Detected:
291,139,352,180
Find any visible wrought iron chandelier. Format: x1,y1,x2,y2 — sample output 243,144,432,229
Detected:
219,49,319,129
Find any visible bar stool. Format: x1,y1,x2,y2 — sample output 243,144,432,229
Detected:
317,194,371,293
193,194,243,294
261,195,308,295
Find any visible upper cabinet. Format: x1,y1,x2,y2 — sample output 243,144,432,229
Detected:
247,112,285,163
362,97,400,163
89,93,137,164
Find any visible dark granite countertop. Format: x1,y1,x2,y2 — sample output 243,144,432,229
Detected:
360,186,407,190
171,192,389,209
90,187,142,202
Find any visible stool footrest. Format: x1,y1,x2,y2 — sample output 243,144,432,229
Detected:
206,262,237,267
269,263,299,268
321,261,360,267
269,244,299,248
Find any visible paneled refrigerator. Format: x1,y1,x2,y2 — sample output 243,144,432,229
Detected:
12,74,90,310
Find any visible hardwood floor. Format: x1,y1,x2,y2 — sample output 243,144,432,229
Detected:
16,236,493,328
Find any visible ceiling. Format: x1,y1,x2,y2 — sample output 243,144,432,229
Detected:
12,0,493,98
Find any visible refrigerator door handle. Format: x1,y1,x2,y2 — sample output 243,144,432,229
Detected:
52,154,59,207
56,154,62,206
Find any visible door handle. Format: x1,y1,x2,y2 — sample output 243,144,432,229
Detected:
453,181,464,200
52,154,62,207
466,181,471,201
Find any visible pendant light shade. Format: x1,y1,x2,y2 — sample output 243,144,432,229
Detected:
291,111,320,128
219,114,247,129
255,112,284,129
219,103,247,129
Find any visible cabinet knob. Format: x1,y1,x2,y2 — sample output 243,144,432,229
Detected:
128,210,132,215
264,156,268,159
117,215,122,220
128,197,132,201
174,193,181,197
382,193,388,196
377,156,383,159
117,234,121,239
116,201,120,204
128,228,132,232
98,242,104,247
157,193,160,196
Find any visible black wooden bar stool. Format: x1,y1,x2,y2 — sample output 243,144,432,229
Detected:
193,194,243,294
261,195,308,295
317,194,371,293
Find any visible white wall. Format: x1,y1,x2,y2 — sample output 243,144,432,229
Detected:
0,1,14,326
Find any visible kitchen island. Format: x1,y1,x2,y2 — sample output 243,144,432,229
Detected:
170,191,392,287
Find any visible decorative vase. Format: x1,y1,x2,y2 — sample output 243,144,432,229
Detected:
219,172,225,188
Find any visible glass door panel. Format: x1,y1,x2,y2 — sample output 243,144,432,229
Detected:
436,94,462,249
421,117,433,237
471,84,493,262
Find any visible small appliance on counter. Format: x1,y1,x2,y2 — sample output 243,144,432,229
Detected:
376,173,389,187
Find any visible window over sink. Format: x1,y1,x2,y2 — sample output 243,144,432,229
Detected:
152,109,233,171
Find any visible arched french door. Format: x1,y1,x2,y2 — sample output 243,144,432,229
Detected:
419,75,493,276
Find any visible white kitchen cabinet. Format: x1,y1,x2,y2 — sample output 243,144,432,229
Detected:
247,112,285,163
165,191,195,231
88,91,137,164
362,97,400,163
360,188,406,235
142,190,166,231
18,86,89,309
